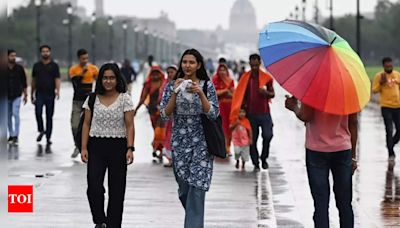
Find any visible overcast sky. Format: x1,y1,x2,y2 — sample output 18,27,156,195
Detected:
7,0,396,30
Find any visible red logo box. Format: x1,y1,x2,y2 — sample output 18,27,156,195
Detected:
8,185,33,213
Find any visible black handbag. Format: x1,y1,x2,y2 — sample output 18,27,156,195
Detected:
75,92,96,152
200,80,227,159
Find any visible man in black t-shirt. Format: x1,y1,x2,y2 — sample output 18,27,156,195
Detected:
7,49,27,145
31,45,61,144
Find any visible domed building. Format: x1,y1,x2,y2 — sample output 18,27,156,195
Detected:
227,0,259,44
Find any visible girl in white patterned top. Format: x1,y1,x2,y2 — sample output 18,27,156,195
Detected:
81,63,135,228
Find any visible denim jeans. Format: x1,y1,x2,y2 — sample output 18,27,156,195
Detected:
173,168,206,228
248,113,273,166
381,107,400,157
306,149,354,228
35,93,55,140
8,96,22,137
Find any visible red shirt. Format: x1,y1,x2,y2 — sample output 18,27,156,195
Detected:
245,72,272,114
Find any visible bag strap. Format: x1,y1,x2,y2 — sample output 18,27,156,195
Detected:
88,93,96,125
202,80,208,98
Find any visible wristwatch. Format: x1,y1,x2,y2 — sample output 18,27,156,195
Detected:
127,146,135,152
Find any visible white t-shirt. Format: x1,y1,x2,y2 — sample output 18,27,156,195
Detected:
83,93,134,138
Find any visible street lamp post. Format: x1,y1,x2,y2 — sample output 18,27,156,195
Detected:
35,0,41,60
329,0,334,30
154,32,159,63
302,0,306,21
91,13,96,64
122,21,128,60
133,26,139,61
108,16,113,61
356,0,361,56
144,28,149,59
295,5,299,20
67,3,73,68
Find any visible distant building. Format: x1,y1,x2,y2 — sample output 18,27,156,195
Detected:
95,0,104,18
52,0,77,7
226,0,258,44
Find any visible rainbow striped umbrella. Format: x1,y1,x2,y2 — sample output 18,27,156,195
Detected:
259,20,371,115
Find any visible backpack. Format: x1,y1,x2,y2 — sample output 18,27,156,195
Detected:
75,93,96,152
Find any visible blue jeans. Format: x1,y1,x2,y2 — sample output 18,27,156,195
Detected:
174,172,206,228
306,149,354,228
35,93,55,140
248,113,273,166
8,96,22,137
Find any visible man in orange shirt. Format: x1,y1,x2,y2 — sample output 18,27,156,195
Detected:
372,57,400,161
69,49,98,158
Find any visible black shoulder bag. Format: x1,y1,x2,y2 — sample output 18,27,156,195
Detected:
200,80,227,159
75,93,96,152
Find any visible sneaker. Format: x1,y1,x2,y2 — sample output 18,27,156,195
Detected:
95,223,107,228
235,160,239,169
36,132,45,142
262,161,269,170
46,139,52,145
71,148,80,158
8,137,13,144
254,164,260,172
12,137,18,146
389,155,396,161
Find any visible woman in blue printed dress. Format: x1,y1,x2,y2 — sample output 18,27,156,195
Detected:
160,49,219,228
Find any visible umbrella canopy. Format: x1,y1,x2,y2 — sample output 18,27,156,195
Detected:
259,20,371,115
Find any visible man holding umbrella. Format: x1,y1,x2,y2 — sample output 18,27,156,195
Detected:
259,20,371,227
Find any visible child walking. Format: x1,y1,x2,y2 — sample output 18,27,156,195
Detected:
230,109,252,170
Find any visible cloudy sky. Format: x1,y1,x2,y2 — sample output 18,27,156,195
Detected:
7,0,395,30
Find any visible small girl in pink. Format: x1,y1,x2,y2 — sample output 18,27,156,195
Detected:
230,109,253,170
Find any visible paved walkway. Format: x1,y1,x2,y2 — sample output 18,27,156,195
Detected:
7,77,400,227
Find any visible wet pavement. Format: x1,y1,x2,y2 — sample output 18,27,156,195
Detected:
7,77,400,227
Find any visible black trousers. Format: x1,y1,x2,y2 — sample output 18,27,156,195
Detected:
248,113,274,166
381,107,400,157
87,137,127,228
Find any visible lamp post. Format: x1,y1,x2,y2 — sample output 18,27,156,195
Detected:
133,26,140,61
302,0,306,21
356,0,361,56
295,5,299,20
329,0,334,30
122,21,128,60
154,32,159,62
108,16,113,61
144,28,149,58
91,12,96,64
67,3,73,68
35,0,41,60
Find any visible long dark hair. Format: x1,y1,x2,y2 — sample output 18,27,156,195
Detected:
175,49,209,81
95,63,127,95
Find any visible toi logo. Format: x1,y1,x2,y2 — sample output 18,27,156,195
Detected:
8,185,33,213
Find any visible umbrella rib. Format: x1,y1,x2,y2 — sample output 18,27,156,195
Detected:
279,47,326,87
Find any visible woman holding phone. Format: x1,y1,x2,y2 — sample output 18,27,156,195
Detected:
160,49,219,228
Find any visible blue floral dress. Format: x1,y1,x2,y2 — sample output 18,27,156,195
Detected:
160,80,219,191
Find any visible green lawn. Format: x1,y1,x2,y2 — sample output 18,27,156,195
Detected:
365,66,381,81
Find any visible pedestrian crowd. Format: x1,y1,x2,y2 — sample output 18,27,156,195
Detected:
6,45,398,228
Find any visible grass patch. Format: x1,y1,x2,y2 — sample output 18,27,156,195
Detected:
365,66,381,80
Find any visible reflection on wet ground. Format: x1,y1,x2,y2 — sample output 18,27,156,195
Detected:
381,161,400,226
7,81,400,227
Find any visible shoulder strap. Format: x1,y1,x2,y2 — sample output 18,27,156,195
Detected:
202,80,208,98
88,93,96,114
